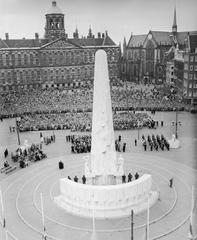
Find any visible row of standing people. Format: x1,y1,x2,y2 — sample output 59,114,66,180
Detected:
141,134,170,151
67,172,140,184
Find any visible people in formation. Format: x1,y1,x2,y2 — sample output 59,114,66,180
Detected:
141,134,170,151
67,134,91,154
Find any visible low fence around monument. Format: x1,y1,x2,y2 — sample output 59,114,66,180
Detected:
55,174,153,218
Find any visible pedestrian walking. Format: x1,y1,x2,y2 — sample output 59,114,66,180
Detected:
169,178,173,188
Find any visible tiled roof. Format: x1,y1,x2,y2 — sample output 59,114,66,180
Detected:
102,35,116,46
0,39,9,48
176,32,188,45
127,31,197,48
0,39,47,49
127,35,146,47
69,35,116,47
189,32,197,52
69,38,104,47
151,31,171,45
0,35,117,49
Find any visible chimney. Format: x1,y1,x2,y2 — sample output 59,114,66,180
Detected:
5,33,9,40
98,32,101,38
102,33,105,38
35,33,39,39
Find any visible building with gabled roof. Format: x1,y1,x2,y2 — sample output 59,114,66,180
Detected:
0,1,120,92
183,32,197,107
123,7,196,85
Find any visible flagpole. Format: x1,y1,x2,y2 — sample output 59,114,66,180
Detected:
188,186,194,240
0,187,8,240
147,194,150,240
131,209,134,240
40,193,47,240
91,194,96,240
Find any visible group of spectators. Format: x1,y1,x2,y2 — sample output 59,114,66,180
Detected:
66,134,91,154
16,111,155,133
0,82,186,119
141,134,170,151
11,144,47,167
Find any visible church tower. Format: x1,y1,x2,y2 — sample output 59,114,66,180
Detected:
45,1,66,41
172,7,177,34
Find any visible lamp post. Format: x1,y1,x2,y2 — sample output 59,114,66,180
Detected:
15,116,21,145
172,109,181,139
131,209,134,240
137,120,140,140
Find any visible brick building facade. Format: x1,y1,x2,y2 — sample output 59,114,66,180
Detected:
183,33,197,106
0,1,120,92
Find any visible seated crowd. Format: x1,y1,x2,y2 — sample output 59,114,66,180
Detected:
17,111,155,132
0,82,186,119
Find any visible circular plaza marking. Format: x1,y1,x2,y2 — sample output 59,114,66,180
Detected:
0,152,195,240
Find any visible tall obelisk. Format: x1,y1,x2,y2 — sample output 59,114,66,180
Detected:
85,50,123,185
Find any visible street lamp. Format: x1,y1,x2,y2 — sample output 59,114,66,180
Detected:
137,120,141,140
131,209,134,240
172,109,181,139
15,116,21,145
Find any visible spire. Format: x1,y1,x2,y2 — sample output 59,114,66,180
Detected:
74,25,79,38
123,37,127,60
88,25,93,38
172,6,177,34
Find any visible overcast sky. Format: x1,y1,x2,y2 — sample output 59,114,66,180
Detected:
0,0,196,45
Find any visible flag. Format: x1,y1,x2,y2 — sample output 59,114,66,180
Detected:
40,193,47,240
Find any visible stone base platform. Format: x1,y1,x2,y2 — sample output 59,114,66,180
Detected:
54,174,159,218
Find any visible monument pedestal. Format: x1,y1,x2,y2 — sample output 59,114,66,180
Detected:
94,175,116,185
54,174,158,218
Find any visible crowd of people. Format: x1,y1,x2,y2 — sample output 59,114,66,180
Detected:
66,134,91,154
16,111,155,133
141,134,170,151
66,171,141,184
11,143,47,167
0,82,186,119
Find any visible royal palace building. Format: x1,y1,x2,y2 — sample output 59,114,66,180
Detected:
122,8,197,85
0,1,121,92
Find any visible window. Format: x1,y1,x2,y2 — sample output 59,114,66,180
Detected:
184,72,188,79
184,64,188,70
190,56,194,62
195,56,197,62
189,74,193,80
194,73,197,80
190,65,193,71
194,65,197,71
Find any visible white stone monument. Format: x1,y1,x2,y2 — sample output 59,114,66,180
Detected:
85,50,123,185
54,50,158,218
